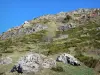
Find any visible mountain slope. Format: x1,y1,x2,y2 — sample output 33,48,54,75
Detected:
0,8,100,75
1,8,100,39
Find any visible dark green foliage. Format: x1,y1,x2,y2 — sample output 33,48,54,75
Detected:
62,15,72,23
64,39,82,48
20,30,47,43
51,66,64,72
0,72,5,75
40,42,69,55
75,54,99,68
48,44,67,55
0,53,2,57
0,38,14,53
43,18,50,24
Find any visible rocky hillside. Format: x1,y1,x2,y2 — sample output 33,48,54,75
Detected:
0,8,100,75
1,8,100,39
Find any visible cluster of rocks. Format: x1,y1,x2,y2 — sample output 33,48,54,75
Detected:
1,23,48,39
38,8,100,22
38,8,100,21
10,53,80,74
14,53,56,73
57,24,76,31
1,8,100,40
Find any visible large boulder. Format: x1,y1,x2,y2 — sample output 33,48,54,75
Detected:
56,53,80,66
15,53,56,73
0,57,12,65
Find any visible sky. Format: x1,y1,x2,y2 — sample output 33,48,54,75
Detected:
0,0,100,34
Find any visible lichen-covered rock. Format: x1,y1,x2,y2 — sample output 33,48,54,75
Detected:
0,57,12,65
16,53,56,73
56,53,80,66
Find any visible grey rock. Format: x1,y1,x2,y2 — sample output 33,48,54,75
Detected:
56,53,80,66
1,23,48,39
16,53,56,73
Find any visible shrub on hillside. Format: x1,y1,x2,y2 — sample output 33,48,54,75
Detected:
75,54,99,68
40,42,69,55
51,66,64,72
47,44,68,55
62,15,72,23
0,39,14,53
0,54,2,57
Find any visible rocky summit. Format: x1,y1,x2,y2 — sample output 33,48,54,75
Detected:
0,8,100,75
0,8,100,39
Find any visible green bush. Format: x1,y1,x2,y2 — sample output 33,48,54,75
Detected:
64,41,77,48
62,15,72,23
0,53,2,57
20,30,46,43
0,39,14,53
51,66,64,72
47,43,67,55
2,49,14,53
40,42,69,55
75,54,99,68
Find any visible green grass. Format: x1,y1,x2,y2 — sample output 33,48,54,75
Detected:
0,51,27,75
36,62,95,75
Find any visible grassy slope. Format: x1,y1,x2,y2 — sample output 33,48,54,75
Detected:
0,52,95,75
0,19,100,75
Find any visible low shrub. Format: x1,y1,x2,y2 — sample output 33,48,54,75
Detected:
2,49,14,53
46,43,68,55
75,54,99,68
51,66,64,72
0,54,2,57
62,15,72,23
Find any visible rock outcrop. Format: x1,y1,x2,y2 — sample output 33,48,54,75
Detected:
1,24,48,39
1,8,100,40
15,53,56,73
56,53,80,66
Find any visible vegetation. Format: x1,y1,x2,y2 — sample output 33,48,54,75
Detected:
75,53,99,68
0,9,100,75
51,66,64,72
62,15,72,23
